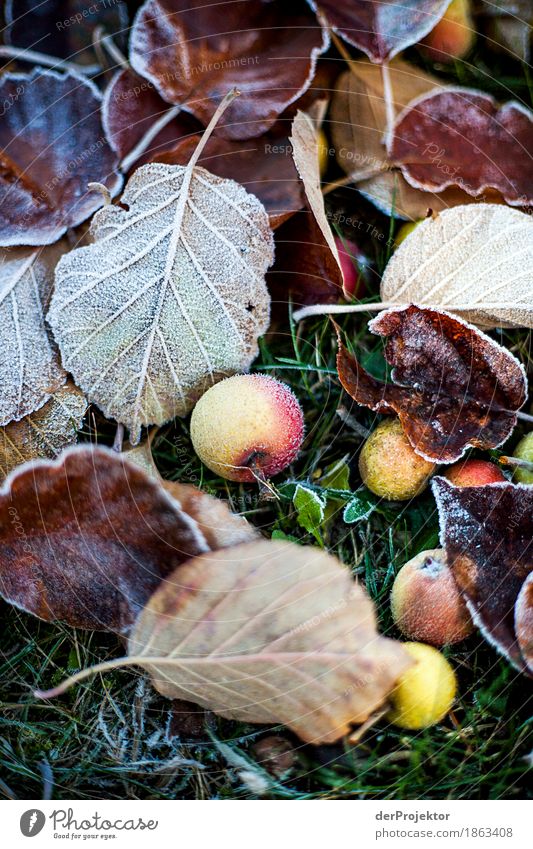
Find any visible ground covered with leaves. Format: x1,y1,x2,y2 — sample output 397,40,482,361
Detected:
0,0,532,801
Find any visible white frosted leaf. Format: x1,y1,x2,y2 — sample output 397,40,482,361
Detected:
49,162,274,443
0,382,87,481
0,243,68,427
380,204,533,328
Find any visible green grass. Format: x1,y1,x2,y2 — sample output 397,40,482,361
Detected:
1,40,532,802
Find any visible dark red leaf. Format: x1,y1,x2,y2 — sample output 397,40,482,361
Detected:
129,0,328,140
433,477,533,673
0,446,207,633
515,573,533,674
0,69,122,247
5,0,129,65
336,305,527,463
103,69,202,167
153,129,305,228
268,209,344,305
390,88,533,206
308,0,452,62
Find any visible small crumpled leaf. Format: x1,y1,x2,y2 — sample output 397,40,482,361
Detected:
49,155,274,444
515,573,533,674
130,0,328,140
0,383,87,481
433,477,533,674
0,69,122,246
390,88,533,206
43,539,410,744
294,483,326,539
0,242,70,426
0,445,208,633
336,305,527,463
380,205,533,329
308,0,452,62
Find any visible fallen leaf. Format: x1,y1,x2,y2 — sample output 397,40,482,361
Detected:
0,242,69,426
103,69,203,167
336,305,527,463
123,440,259,549
293,483,326,540
308,0,452,62
153,129,305,228
5,0,129,66
330,61,444,182
290,110,344,294
357,170,484,220
49,148,274,444
479,1,533,63
390,87,533,206
0,383,87,481
515,573,533,674
433,477,533,673
380,205,533,328
0,69,122,246
41,540,411,743
130,0,328,140
0,446,208,633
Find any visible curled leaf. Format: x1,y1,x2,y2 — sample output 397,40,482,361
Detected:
390,88,533,206
380,205,533,329
0,243,69,426
0,446,208,633
0,69,122,246
41,540,411,744
433,477,533,673
0,383,87,481
130,0,328,140
49,155,274,444
336,305,527,463
515,573,533,674
309,0,452,62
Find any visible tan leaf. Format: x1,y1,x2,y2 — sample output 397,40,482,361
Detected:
290,110,343,291
380,204,533,328
49,144,274,444
40,540,411,743
0,243,68,427
0,383,87,481
330,61,443,183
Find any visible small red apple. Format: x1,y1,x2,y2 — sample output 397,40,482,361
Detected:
334,236,365,299
445,458,506,487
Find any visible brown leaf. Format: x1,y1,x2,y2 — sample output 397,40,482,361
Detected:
153,129,305,229
390,88,533,206
0,242,69,426
357,170,486,220
5,0,129,66
478,1,533,63
0,446,208,633
0,69,122,246
0,383,87,481
515,573,533,674
433,477,533,673
103,69,203,167
380,205,533,329
118,540,411,744
309,0,452,62
336,305,527,463
330,61,443,182
130,0,328,140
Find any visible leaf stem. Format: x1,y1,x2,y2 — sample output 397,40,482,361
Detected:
381,61,395,150
120,104,184,173
187,88,241,171
0,46,100,75
293,301,392,322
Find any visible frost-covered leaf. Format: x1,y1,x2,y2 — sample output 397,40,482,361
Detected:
130,0,328,140
0,383,87,481
433,477,533,674
0,446,208,633
294,483,326,539
0,69,122,246
49,158,274,444
0,243,69,427
336,306,527,463
380,205,533,328
40,540,412,744
343,494,376,524
308,0,452,62
390,88,533,206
